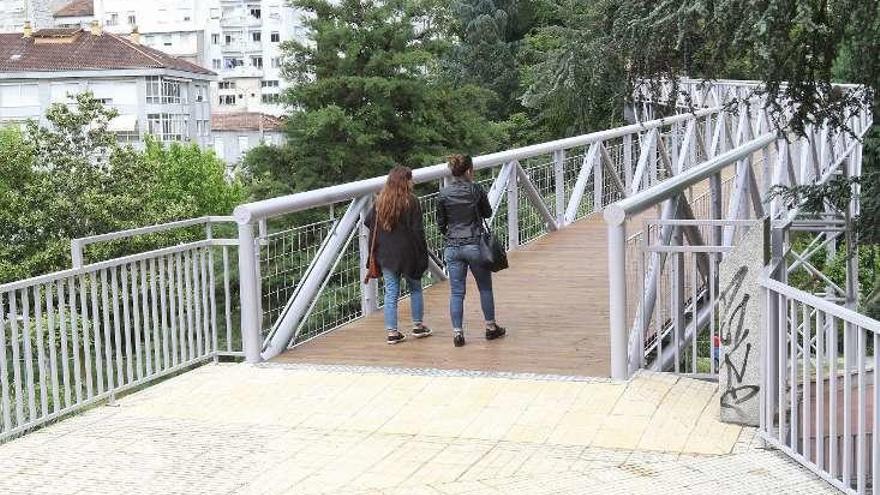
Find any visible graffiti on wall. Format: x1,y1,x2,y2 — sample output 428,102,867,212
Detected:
718,265,760,415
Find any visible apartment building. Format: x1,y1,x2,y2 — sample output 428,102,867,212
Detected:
0,0,65,32
0,23,215,148
47,0,307,116
211,111,284,164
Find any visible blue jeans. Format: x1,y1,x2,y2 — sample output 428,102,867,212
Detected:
382,268,424,332
444,245,495,330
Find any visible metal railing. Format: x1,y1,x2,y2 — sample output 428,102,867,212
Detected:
233,106,744,363
605,103,872,379
0,218,241,442
761,278,880,494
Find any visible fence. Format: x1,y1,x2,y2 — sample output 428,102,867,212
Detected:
761,278,880,494
0,218,241,442
234,105,750,363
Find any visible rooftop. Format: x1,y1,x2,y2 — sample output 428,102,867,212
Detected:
54,0,94,18
212,112,285,132
0,28,214,75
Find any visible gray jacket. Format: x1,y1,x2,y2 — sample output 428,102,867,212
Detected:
436,178,491,246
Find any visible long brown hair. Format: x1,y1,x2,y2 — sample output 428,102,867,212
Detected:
376,165,414,231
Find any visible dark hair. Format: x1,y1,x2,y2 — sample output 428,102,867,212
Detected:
447,154,473,177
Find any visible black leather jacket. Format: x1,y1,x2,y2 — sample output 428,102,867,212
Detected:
437,177,492,246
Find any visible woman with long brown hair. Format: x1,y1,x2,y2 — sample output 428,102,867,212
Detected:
365,165,432,344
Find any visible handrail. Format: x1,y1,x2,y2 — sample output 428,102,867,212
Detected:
761,278,880,333
233,106,721,224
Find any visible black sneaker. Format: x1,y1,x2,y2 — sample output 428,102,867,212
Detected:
387,332,406,345
412,325,432,338
453,332,466,347
486,325,506,340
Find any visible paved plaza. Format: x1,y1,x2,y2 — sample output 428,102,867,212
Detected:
0,363,837,494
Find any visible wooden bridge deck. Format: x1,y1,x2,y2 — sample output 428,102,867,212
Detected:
273,214,612,376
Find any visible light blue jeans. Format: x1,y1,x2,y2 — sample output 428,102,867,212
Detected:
382,268,424,332
444,244,495,330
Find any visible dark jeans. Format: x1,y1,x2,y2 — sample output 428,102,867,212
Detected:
444,244,495,330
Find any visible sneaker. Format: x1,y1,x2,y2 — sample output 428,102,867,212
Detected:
453,332,466,347
412,325,432,338
485,325,507,340
387,332,407,345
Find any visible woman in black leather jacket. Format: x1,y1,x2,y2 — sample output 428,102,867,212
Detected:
436,154,507,347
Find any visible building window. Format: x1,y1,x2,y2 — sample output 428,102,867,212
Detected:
218,81,237,90
261,80,279,88
238,136,250,157
195,85,205,102
0,84,39,107
224,57,244,69
219,95,237,106
127,12,136,25
271,57,281,68
249,6,261,19
225,33,234,45
210,8,220,19
212,34,220,44
252,32,261,43
213,137,225,159
107,12,118,26
162,34,172,47
147,113,188,142
145,77,184,104
270,32,280,43
116,130,140,144
212,59,222,70
251,56,263,69
261,94,282,104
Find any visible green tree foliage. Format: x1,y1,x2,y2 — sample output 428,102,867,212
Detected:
0,92,244,283
269,0,502,192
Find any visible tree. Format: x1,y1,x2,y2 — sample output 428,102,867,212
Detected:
272,0,503,192
0,93,245,283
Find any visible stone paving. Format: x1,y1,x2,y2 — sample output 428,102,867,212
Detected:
0,363,838,495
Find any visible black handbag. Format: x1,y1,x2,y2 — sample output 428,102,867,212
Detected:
472,186,509,272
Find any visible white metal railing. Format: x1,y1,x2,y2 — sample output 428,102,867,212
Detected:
605,100,872,379
761,278,880,494
233,105,751,363
0,219,241,442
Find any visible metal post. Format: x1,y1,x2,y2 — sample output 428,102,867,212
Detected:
237,222,262,363
554,150,565,226
623,134,633,189
593,144,604,210
358,203,378,315
71,240,84,269
710,173,723,246
507,163,519,249
607,219,628,380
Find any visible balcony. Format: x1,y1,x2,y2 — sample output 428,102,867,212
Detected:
221,42,262,54
220,15,261,28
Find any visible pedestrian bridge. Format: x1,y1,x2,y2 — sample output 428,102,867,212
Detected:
0,79,876,494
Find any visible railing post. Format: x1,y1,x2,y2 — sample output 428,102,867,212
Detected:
237,221,263,363
554,150,565,226
593,143,604,210
71,239,84,269
359,201,379,315
507,162,519,249
607,217,628,380
622,135,633,190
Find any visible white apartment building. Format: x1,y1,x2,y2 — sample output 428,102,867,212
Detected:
47,0,307,116
0,24,215,148
0,0,65,32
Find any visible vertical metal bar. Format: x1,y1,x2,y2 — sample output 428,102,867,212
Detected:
184,250,197,360
222,247,232,353
130,263,144,380
622,135,633,190
21,289,37,421
89,273,104,395
843,321,852,488
593,146,604,210
9,291,24,425
816,310,825,471
691,252,698,374
608,222,628,380
138,261,152,376
710,252,717,375
802,303,811,462
158,256,171,369
33,286,47,419
100,270,114,394
790,299,798,450
191,250,203,357
554,149,565,226
121,265,134,383
238,223,263,363
830,315,839,479
77,275,94,399
208,249,219,357
149,259,161,372
778,291,786,443
0,293,10,431
46,282,60,414
68,278,83,404
57,280,72,407
110,268,124,388
175,252,187,364
872,332,879,493
358,203,378,317
200,248,211,356
856,325,866,493
672,232,684,373
507,163,519,249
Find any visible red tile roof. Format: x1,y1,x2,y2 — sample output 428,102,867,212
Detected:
54,0,94,18
0,29,214,75
212,112,285,132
